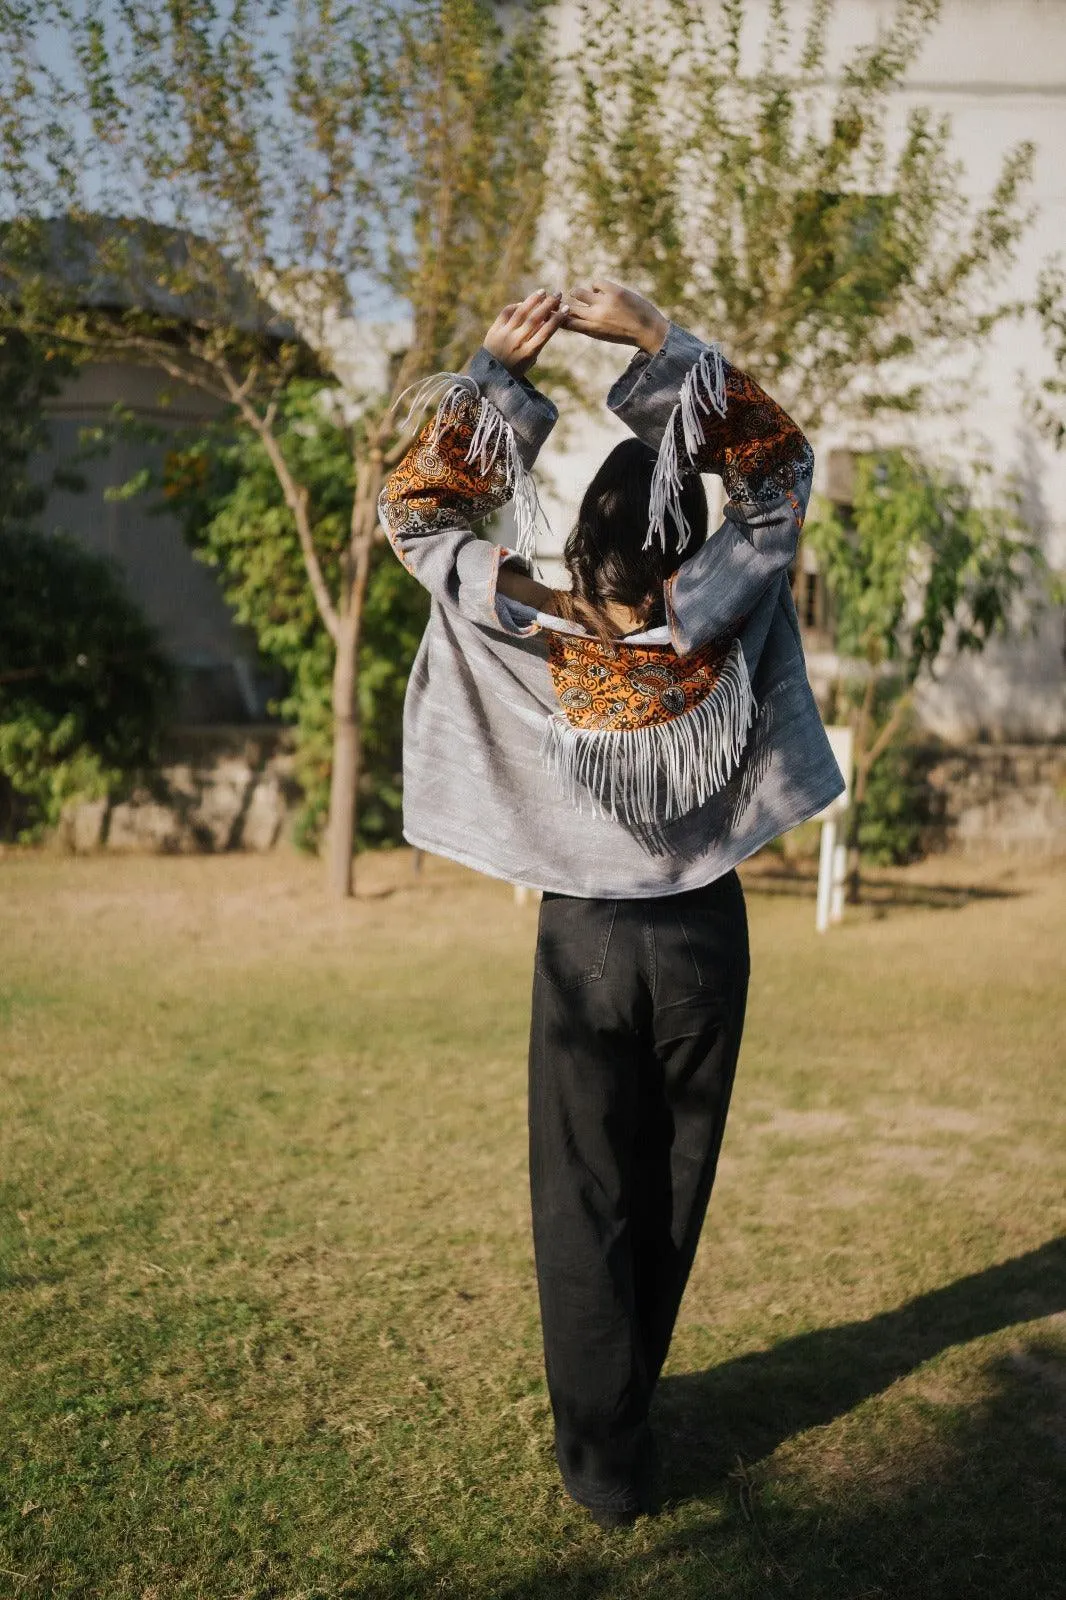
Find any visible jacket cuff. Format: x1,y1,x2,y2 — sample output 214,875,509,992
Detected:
606,322,711,442
466,347,559,460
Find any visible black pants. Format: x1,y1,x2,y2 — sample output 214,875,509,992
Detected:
528,873,749,1515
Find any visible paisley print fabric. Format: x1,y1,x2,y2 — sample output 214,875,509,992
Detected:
682,363,814,509
547,632,736,732
380,391,511,534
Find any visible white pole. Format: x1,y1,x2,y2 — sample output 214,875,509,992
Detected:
831,841,847,923
816,818,836,934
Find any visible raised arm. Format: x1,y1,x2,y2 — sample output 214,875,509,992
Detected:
609,323,813,653
565,282,813,655
378,292,564,629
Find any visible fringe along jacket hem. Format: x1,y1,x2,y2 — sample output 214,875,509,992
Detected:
378,322,845,898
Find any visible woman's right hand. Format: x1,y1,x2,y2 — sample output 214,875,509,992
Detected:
483,289,568,378
563,280,669,355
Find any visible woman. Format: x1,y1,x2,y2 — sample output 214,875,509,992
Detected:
379,282,843,1527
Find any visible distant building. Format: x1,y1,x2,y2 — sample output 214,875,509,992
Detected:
28,2,1066,744
25,217,299,724
38,360,274,723
536,0,1066,743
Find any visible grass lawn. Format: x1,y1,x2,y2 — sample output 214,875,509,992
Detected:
1,846,1064,1600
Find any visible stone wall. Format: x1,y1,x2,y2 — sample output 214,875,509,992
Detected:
58,730,1066,858
923,744,1066,856
60,727,298,854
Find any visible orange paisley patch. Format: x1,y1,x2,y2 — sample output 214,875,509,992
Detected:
674,363,814,505
547,632,735,732
380,394,510,527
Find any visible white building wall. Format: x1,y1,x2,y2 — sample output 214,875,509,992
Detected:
533,0,1066,741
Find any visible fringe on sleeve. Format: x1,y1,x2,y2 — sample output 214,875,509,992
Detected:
646,344,727,553
393,371,546,566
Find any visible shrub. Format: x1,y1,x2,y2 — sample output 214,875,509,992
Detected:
163,391,429,850
857,736,934,866
0,528,173,839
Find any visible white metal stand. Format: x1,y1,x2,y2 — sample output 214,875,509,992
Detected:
817,822,848,932
816,818,836,934
831,840,847,923
814,726,854,934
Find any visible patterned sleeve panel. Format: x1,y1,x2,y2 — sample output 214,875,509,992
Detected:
379,389,510,607
608,324,815,657
665,367,814,655
378,363,555,629
685,362,814,517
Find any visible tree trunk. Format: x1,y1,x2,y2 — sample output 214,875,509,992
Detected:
325,612,361,898
844,667,878,907
845,760,869,906
323,459,381,898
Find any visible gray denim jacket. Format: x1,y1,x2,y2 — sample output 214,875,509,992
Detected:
378,323,844,897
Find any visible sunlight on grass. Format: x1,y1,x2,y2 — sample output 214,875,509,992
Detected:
1,848,1064,1598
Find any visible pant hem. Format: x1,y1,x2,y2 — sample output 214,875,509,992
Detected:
567,1488,643,1516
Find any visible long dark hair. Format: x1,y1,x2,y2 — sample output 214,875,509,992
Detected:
550,439,708,640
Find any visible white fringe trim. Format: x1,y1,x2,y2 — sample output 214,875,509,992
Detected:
730,691,774,828
541,639,755,826
646,344,727,553
393,370,545,566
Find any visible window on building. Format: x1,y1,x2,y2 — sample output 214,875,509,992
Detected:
802,569,824,631
793,446,870,650
792,551,833,649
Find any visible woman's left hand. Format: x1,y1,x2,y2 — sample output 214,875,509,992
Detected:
484,289,569,378
563,280,669,355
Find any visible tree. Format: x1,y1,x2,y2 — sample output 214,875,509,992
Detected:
0,526,175,839
804,451,1047,898
566,0,1033,430
569,0,1047,890
0,0,552,894
1028,260,1066,451
0,328,68,522
160,384,429,850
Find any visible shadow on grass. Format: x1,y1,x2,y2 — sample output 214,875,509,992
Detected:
742,864,1022,913
521,1324,1064,1599
655,1234,1066,1492
403,1239,1065,1600
4,1245,1062,1599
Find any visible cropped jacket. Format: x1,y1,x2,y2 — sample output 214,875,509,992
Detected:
377,322,844,897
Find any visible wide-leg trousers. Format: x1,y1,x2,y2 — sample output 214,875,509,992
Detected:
528,871,749,1516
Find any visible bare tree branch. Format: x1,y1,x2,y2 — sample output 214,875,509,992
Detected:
219,374,342,644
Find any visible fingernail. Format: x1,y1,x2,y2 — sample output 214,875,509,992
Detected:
560,304,570,314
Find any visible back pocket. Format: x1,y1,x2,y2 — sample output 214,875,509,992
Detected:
674,876,749,993
535,897,617,990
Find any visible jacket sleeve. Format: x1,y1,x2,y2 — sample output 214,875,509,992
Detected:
607,323,814,655
378,349,557,634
